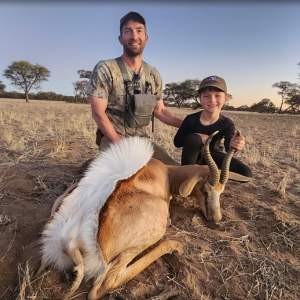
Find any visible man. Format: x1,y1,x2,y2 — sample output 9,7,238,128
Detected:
87,11,182,165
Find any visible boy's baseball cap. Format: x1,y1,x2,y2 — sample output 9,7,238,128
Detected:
120,12,146,34
198,76,227,93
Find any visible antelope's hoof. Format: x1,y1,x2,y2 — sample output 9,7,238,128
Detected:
174,241,184,255
167,218,172,227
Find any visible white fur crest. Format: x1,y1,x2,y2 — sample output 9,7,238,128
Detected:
40,136,154,281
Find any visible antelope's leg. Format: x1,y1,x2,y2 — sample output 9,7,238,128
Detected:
88,239,183,300
63,247,84,300
35,256,48,278
51,182,78,217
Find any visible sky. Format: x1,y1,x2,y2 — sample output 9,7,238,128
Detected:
1,0,300,108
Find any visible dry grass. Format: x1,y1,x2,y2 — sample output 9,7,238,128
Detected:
291,125,298,137
277,171,290,198
245,134,254,144
0,127,13,145
0,212,11,227
242,144,261,165
0,100,300,300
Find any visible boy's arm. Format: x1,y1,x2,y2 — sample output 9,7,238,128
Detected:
174,117,191,147
224,122,236,151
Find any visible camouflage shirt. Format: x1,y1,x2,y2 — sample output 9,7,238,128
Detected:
87,57,163,137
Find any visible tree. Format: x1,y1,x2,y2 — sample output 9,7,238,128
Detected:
70,69,92,104
3,60,50,102
163,79,200,108
272,81,296,113
77,69,92,79
0,80,5,92
284,85,300,114
250,98,276,113
236,105,249,111
73,80,89,103
222,94,233,110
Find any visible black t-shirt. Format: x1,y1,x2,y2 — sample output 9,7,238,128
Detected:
174,111,235,152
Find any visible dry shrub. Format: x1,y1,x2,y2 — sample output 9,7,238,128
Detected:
277,171,289,198
53,136,67,154
1,127,13,145
245,134,254,144
17,261,42,300
288,143,300,164
291,125,298,137
46,111,56,120
0,114,4,125
11,137,28,152
243,144,260,165
266,140,282,158
21,116,43,132
0,212,11,227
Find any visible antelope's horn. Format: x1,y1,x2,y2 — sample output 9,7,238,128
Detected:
203,131,220,187
220,130,241,185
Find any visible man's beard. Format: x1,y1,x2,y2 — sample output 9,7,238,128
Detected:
123,41,146,57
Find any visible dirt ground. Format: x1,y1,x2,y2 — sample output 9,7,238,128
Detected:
0,99,300,300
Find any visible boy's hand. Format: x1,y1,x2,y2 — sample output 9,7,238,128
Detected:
199,133,209,143
230,131,245,151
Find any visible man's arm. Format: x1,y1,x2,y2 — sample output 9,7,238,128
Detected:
90,95,122,144
154,100,183,128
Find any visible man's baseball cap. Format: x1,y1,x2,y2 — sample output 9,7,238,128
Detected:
198,76,227,94
120,12,146,34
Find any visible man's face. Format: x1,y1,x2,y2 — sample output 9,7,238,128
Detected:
199,89,228,114
118,20,148,57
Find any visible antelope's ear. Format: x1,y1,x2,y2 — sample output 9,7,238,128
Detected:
179,176,203,197
228,172,254,182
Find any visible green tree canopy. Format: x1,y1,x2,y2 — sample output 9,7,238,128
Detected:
236,105,250,111
73,80,89,103
284,85,300,114
77,69,92,79
272,81,296,113
163,79,201,108
3,60,50,102
0,80,6,93
250,98,276,113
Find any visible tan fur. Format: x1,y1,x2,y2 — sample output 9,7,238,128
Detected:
40,158,250,299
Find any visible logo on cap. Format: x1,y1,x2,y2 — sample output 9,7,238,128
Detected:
205,76,221,83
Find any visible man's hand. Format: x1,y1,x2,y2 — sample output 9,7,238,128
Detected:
112,135,122,144
230,131,245,151
90,95,122,143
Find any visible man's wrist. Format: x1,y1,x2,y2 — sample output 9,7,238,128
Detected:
111,135,122,143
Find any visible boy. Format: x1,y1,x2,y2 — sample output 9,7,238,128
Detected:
174,75,252,177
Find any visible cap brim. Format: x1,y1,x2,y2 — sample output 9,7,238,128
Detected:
120,12,146,31
198,84,226,93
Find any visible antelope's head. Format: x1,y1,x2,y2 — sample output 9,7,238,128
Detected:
179,131,239,222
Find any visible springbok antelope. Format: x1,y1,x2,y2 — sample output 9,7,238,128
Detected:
37,131,251,299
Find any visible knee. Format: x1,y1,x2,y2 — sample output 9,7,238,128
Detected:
183,133,203,147
232,163,253,177
242,167,253,178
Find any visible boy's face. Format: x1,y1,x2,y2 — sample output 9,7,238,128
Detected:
199,89,228,114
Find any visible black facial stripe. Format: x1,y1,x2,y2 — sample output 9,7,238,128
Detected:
204,192,209,215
